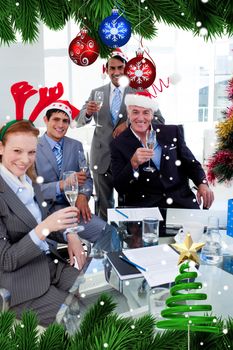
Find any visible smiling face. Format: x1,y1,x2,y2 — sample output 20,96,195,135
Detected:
44,111,70,142
0,132,37,178
128,105,153,138
106,57,126,87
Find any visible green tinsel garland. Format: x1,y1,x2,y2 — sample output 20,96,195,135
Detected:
0,0,233,57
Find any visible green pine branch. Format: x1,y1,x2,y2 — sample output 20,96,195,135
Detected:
38,0,70,31
11,0,39,43
38,323,68,350
213,162,233,182
0,0,232,54
78,293,117,338
0,300,233,349
11,310,38,350
0,310,15,336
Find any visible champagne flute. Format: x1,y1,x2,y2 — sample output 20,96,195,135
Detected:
78,151,91,196
143,129,156,172
79,150,89,173
93,91,104,127
63,171,83,233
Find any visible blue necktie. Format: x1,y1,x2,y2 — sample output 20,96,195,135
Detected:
111,88,121,126
53,143,63,172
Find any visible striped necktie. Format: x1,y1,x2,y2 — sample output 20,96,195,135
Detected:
111,88,121,126
53,143,63,172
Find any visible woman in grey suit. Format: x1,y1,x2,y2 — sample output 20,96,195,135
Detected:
0,120,85,326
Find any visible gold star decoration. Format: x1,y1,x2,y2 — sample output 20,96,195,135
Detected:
171,233,205,265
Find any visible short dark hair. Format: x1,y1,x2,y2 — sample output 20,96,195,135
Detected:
45,109,70,122
106,55,127,69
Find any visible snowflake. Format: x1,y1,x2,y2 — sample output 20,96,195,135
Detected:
127,62,152,84
102,21,128,42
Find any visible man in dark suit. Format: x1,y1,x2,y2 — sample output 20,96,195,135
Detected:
35,101,118,249
110,91,214,209
77,49,164,220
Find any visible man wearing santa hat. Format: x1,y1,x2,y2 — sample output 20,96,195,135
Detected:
35,100,119,254
77,49,164,221
110,91,214,210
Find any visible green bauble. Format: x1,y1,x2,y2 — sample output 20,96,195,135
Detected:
156,262,220,333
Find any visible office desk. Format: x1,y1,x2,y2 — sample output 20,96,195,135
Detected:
56,226,233,335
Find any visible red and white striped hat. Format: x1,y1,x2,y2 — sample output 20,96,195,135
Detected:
125,90,159,112
47,100,80,120
110,48,128,62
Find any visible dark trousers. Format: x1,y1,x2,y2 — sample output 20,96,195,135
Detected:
93,168,115,221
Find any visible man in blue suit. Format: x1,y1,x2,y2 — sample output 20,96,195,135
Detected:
35,100,117,247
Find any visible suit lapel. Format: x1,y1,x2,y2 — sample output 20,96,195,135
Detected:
0,176,39,229
33,182,47,220
154,127,165,170
38,135,60,177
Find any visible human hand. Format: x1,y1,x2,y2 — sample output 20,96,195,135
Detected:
76,194,92,223
86,101,100,116
60,172,79,192
76,171,87,186
67,233,86,269
35,207,79,239
130,147,154,169
112,122,127,138
196,184,214,209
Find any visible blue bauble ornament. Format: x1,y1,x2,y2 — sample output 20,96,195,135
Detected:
99,8,131,48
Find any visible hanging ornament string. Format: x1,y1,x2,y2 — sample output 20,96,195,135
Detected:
139,37,171,95
75,0,92,29
122,0,156,90
131,1,172,95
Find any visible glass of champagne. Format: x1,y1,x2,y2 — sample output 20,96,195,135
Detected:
78,151,90,196
94,91,104,127
79,150,89,173
63,171,83,233
143,128,156,172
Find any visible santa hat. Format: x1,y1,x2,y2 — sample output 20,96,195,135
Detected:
110,48,128,62
46,100,80,120
125,90,159,112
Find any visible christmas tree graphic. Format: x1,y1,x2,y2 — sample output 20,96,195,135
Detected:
156,234,220,334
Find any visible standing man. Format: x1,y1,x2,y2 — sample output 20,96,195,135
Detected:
35,100,116,247
77,49,164,220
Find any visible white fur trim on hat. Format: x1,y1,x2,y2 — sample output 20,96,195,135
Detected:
125,94,158,112
111,48,128,62
49,102,72,119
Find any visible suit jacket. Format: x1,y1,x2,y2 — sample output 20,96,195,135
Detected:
110,125,207,209
35,134,93,212
77,83,164,174
0,176,52,307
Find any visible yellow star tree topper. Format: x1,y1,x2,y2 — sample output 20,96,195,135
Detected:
171,233,205,265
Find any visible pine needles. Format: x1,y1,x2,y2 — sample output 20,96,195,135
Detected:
0,0,233,56
0,294,232,349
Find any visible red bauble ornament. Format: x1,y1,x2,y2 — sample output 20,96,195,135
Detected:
69,28,99,66
124,49,156,89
